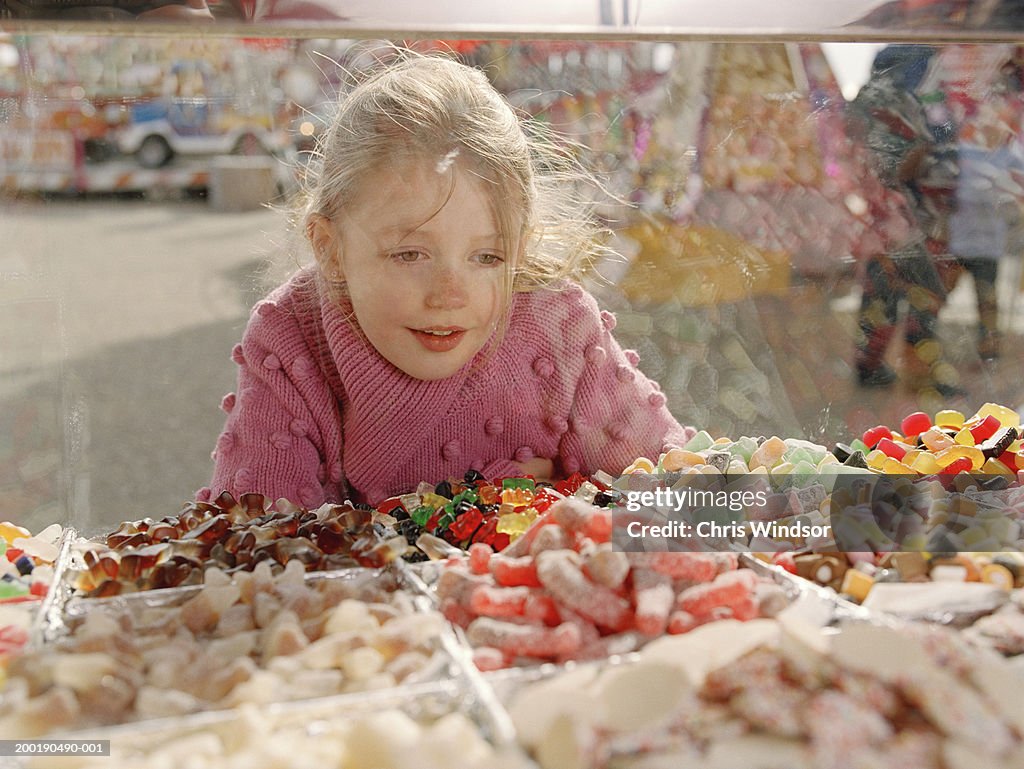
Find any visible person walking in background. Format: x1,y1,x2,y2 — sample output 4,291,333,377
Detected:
847,44,964,398
947,47,1024,361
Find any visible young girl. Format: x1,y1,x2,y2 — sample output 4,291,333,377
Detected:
198,52,694,509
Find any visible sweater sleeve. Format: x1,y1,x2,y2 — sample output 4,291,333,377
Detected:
549,286,695,477
200,299,340,509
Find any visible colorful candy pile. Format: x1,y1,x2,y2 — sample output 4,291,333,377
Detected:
1,522,66,678
1,521,63,603
1,562,449,736
435,496,788,668
768,403,1024,604
74,493,405,597
842,402,1022,478
374,472,598,557
506,617,1024,769
386,472,627,560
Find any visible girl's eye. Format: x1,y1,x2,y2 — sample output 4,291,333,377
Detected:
391,250,425,263
475,252,504,266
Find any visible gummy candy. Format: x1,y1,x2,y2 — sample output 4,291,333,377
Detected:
535,550,632,632
469,585,531,618
632,569,674,636
900,411,932,438
466,617,581,658
490,555,542,588
626,552,719,582
676,569,758,620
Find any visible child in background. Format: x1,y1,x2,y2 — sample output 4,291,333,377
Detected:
198,52,694,508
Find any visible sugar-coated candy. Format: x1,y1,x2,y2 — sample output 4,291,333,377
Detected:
490,555,542,588
626,551,719,581
676,569,758,619
632,568,674,636
469,585,531,618
535,550,633,632
472,646,506,672
581,548,630,589
467,543,492,575
465,617,581,657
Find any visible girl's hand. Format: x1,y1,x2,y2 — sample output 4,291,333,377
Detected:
514,457,554,482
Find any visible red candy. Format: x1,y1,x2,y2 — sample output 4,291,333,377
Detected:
535,550,633,632
632,568,674,636
875,437,907,461
676,569,758,620
469,585,531,618
899,411,932,438
941,457,973,475
861,425,892,449
500,512,554,558
1000,450,1022,472
771,552,797,574
490,555,543,587
969,415,1000,443
468,543,492,575
466,617,581,658
627,551,720,581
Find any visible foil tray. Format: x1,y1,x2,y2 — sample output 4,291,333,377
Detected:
3,561,510,742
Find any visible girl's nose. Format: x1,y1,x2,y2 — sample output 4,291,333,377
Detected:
425,264,468,310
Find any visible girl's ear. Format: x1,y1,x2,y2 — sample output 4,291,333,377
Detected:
306,214,344,281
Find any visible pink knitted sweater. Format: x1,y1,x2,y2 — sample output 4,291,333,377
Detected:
200,268,691,507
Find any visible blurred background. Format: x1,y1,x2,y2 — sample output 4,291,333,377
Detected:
2,35,1022,533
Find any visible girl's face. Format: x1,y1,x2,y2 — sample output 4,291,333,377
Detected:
317,156,512,381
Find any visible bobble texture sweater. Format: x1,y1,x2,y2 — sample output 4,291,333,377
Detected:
200,268,690,507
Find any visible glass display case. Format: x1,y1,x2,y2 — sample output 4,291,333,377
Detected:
3,1,1021,534
2,4,1024,768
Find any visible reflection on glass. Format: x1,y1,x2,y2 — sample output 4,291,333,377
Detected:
1,37,1023,528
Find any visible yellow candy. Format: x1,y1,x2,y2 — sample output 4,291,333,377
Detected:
920,427,954,453
982,457,1015,478
961,526,989,547
902,449,922,466
420,493,448,510
624,457,655,474
982,563,1014,590
501,488,535,507
749,436,787,470
496,513,533,539
881,457,915,474
769,461,796,476
866,449,888,470
841,569,875,602
661,449,705,472
954,427,976,447
911,453,941,474
975,402,1020,429
902,532,929,551
0,522,30,544
935,445,985,470
934,409,965,428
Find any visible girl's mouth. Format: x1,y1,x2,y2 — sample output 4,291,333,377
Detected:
410,327,467,352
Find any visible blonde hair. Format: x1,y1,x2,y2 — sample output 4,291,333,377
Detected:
298,48,610,300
